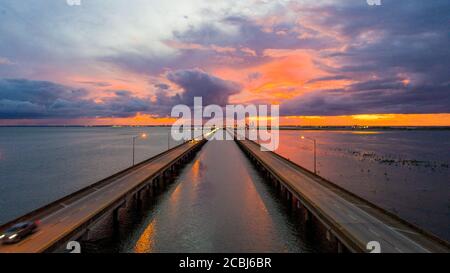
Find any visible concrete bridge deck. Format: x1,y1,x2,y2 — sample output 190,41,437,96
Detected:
0,138,207,253
235,138,450,253
1,128,448,253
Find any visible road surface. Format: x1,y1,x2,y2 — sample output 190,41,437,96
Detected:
238,139,449,253
0,140,203,253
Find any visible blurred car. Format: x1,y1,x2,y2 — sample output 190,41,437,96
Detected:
0,221,39,244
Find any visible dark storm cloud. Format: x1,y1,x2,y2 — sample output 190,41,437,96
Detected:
282,0,450,115
154,83,170,90
281,80,450,116
1,0,449,119
149,69,242,115
174,15,336,55
166,69,241,106
306,75,348,84
100,10,337,74
315,0,450,78
0,70,241,119
0,79,152,119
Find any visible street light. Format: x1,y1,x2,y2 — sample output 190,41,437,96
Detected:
132,133,148,166
300,135,317,174
167,130,171,151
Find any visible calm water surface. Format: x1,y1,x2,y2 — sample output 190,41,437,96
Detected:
0,127,449,247
0,127,183,224
119,130,316,252
269,130,450,241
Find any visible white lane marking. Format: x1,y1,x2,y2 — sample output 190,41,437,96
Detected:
369,228,380,236
245,142,432,253
348,213,357,220
394,246,404,253
332,202,341,209
263,147,430,250
58,216,70,222
392,227,419,235
36,145,199,224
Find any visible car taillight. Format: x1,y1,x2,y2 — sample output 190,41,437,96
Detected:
34,220,41,225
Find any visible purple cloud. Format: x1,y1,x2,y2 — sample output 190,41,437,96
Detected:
0,70,241,119
166,69,241,106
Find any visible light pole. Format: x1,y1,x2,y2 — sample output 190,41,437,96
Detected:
167,130,170,150
301,135,317,174
132,133,147,166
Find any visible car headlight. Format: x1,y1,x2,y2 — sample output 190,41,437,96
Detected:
8,234,17,240
0,234,5,239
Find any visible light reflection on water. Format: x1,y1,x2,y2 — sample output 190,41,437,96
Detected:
1,127,448,250
270,130,450,241
122,131,317,253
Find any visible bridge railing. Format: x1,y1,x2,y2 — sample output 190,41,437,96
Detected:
233,130,450,251
0,134,208,234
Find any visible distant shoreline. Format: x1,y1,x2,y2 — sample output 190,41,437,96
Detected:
1,125,449,131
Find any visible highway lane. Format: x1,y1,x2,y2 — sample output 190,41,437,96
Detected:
0,140,203,253
239,139,448,253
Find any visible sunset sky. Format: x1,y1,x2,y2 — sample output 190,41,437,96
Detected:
0,0,449,126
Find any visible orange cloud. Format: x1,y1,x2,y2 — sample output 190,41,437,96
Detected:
280,114,450,126
93,113,176,126
215,49,351,105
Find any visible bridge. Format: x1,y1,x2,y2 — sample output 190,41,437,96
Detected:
0,136,208,253
233,132,450,253
0,128,449,253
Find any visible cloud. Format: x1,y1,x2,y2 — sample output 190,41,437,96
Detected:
0,70,241,119
77,81,112,87
0,0,449,120
0,57,14,65
0,79,152,119
166,69,241,106
175,14,336,55
279,0,450,115
281,79,450,116
306,75,348,84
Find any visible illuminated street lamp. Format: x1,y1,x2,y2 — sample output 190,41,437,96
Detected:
300,135,317,174
132,133,148,166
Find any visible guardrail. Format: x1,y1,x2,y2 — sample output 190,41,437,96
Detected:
234,134,450,252
0,137,206,236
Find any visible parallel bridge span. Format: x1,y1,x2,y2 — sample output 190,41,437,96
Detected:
234,134,450,253
0,137,207,253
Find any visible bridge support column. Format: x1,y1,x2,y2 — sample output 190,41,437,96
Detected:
304,208,310,222
271,177,277,186
146,183,153,196
79,228,91,241
153,176,160,190
158,175,163,188
113,209,120,232
161,172,168,187
112,202,126,233
135,190,144,210
292,196,299,209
